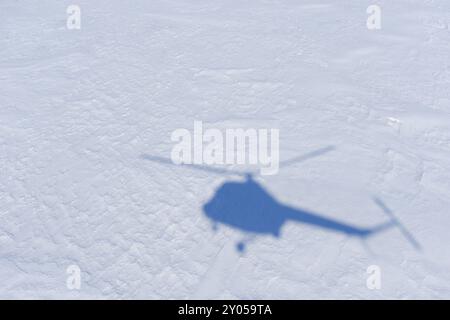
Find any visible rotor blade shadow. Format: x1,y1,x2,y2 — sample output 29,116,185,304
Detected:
141,154,247,177
280,145,336,168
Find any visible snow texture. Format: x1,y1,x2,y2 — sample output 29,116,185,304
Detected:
1,0,450,299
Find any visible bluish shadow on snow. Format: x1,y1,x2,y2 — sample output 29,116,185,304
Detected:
372,196,422,251
203,174,400,252
141,147,421,253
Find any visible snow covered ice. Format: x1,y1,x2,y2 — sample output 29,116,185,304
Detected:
1,0,450,299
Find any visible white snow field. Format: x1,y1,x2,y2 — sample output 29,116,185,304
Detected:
1,0,450,299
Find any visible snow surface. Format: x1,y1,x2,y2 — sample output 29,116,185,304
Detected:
1,0,450,299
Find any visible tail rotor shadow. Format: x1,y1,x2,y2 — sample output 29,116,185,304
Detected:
372,197,422,251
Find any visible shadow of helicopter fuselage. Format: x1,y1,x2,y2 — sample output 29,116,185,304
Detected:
203,175,389,242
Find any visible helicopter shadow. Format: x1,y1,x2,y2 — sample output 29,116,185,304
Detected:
203,175,395,252
142,147,421,253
